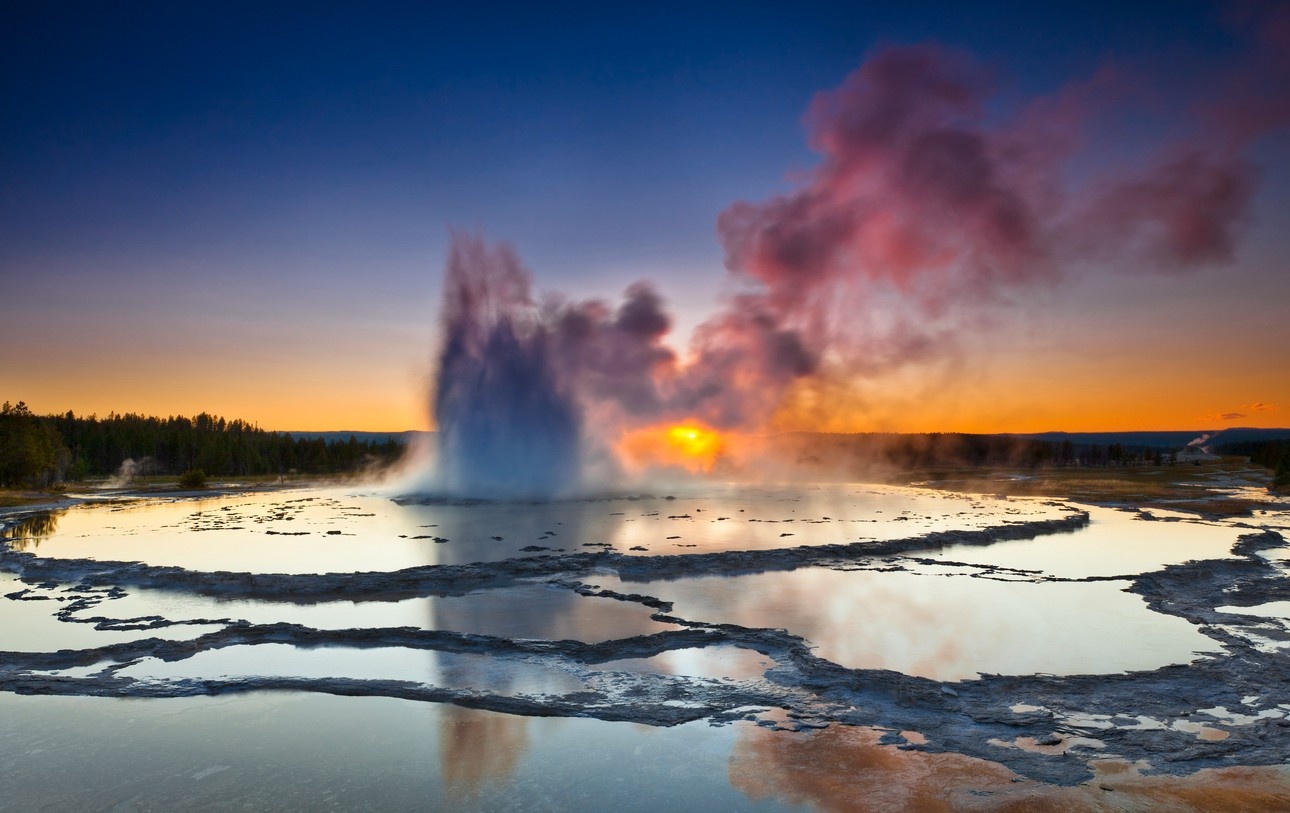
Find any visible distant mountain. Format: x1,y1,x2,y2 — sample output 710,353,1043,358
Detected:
1013,429,1290,450
1202,427,1290,446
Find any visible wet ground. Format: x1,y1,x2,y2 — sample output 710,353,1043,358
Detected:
2,481,1290,810
17,483,1069,571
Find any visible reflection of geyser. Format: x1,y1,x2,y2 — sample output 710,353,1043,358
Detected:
432,235,582,499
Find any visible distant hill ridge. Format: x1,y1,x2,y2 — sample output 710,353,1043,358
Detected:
1012,428,1290,450
288,428,1290,450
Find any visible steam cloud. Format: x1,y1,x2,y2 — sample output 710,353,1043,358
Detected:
431,14,1288,497
103,457,149,489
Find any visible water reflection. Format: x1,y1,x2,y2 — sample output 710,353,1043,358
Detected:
615,566,1220,680
62,583,678,642
732,725,1021,811
729,723,1290,812
116,645,585,694
588,645,775,681
4,484,1284,808
0,573,218,651
440,705,529,802
427,583,677,642
923,506,1242,578
12,485,1067,574
1,510,61,550
14,491,638,573
0,693,789,812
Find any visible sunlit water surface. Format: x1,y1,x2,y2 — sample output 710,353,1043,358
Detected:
14,484,1069,573
606,566,1220,681
0,693,794,812
0,483,1271,809
0,486,1234,686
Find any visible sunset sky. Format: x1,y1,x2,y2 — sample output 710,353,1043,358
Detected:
3,1,1287,433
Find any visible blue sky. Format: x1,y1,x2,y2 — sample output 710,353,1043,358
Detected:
3,1,1286,431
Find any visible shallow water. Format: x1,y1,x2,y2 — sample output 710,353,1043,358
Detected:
0,481,1283,806
5,693,1289,812
0,573,223,651
0,485,1233,685
63,582,678,642
587,645,776,681
12,484,1069,574
0,693,794,812
118,644,587,694
921,505,1243,578
610,565,1221,681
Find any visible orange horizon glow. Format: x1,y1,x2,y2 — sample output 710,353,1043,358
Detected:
8,384,1287,436
8,305,1288,435
618,421,728,473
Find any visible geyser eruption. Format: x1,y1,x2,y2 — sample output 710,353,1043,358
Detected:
427,20,1287,497
433,236,581,498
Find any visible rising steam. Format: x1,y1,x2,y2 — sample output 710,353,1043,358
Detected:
429,15,1288,497
102,457,150,489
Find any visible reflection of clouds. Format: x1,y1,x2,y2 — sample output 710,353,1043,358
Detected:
4,486,1064,573
588,645,774,681
14,490,629,573
428,584,675,645
404,485,1063,559
609,486,1062,554
731,725,1015,811
3,511,61,550
926,507,1241,579
440,706,528,801
631,567,1218,680
404,496,632,565
633,569,986,680
729,724,1290,812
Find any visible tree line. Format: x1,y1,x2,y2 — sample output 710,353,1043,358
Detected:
6,401,1286,491
0,402,406,488
779,432,1174,471
1213,439,1290,490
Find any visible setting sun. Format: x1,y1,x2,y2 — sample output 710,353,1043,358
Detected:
667,423,721,458
619,421,726,473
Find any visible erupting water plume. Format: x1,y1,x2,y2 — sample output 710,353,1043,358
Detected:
433,237,582,498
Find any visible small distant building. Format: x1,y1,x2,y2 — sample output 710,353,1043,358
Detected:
1176,445,1220,464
